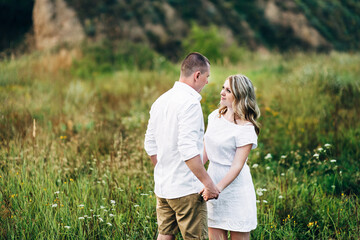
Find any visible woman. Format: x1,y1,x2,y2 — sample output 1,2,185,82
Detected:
202,74,260,240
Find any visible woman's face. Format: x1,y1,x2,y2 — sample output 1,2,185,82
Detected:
220,79,235,108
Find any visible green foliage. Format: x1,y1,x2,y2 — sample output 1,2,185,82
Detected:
71,41,174,79
182,23,249,64
182,23,224,62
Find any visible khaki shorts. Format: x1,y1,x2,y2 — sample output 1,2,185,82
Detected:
156,193,208,239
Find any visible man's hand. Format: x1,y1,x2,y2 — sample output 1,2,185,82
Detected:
149,155,158,166
199,184,220,201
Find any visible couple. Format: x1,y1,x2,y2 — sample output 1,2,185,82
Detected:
144,52,260,240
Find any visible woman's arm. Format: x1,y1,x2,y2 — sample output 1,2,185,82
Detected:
216,144,252,192
203,142,209,165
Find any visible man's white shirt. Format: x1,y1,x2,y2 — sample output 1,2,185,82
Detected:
144,81,204,199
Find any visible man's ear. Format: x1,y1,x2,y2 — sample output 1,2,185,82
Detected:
194,71,201,81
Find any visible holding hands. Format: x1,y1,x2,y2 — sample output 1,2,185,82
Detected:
200,183,221,201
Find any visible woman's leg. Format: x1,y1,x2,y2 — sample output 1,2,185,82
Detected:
209,227,228,240
230,231,249,240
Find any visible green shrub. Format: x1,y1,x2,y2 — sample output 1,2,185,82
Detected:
182,23,249,64
71,41,174,79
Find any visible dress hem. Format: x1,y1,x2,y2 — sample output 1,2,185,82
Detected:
208,224,257,232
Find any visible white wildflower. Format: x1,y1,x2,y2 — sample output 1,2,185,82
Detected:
281,173,285,176
313,153,319,158
281,155,287,159
99,217,104,222
252,164,259,168
54,191,60,194
331,185,335,189
278,195,284,199
109,214,115,217
134,204,139,208
110,200,115,205
52,204,58,208
263,200,268,203
318,147,323,151
264,153,272,160
100,206,106,209
256,188,263,196
256,200,260,203
78,204,85,208
64,226,71,229
330,159,337,163
140,193,149,196
324,143,331,148
266,166,271,170
78,217,85,220
107,222,112,226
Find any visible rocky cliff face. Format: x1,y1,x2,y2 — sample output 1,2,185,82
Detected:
263,0,330,50
33,0,85,50
31,0,345,54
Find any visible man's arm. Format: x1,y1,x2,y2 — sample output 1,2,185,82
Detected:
185,155,220,200
177,103,219,200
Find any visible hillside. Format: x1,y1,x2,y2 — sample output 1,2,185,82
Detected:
1,0,360,59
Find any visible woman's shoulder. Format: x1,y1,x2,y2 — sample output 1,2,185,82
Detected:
208,109,220,119
238,123,257,137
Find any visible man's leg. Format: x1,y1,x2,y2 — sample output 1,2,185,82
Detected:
156,196,179,238
169,193,208,240
157,234,175,240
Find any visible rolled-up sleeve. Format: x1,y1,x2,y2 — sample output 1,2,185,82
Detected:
178,102,203,161
144,108,157,156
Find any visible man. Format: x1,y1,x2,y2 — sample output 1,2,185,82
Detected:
144,52,220,240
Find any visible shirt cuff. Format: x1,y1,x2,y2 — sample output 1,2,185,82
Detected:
179,148,200,162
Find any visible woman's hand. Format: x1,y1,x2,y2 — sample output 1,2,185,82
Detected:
200,186,220,201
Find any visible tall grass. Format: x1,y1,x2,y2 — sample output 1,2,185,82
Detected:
1,47,359,239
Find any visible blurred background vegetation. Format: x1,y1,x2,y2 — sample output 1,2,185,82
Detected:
1,0,360,239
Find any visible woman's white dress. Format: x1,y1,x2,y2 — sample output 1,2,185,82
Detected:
204,110,258,232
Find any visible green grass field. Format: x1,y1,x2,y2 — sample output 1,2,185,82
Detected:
1,47,359,239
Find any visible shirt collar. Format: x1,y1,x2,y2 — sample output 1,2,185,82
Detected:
174,81,202,101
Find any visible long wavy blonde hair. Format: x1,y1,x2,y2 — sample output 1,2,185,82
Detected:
219,74,261,135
